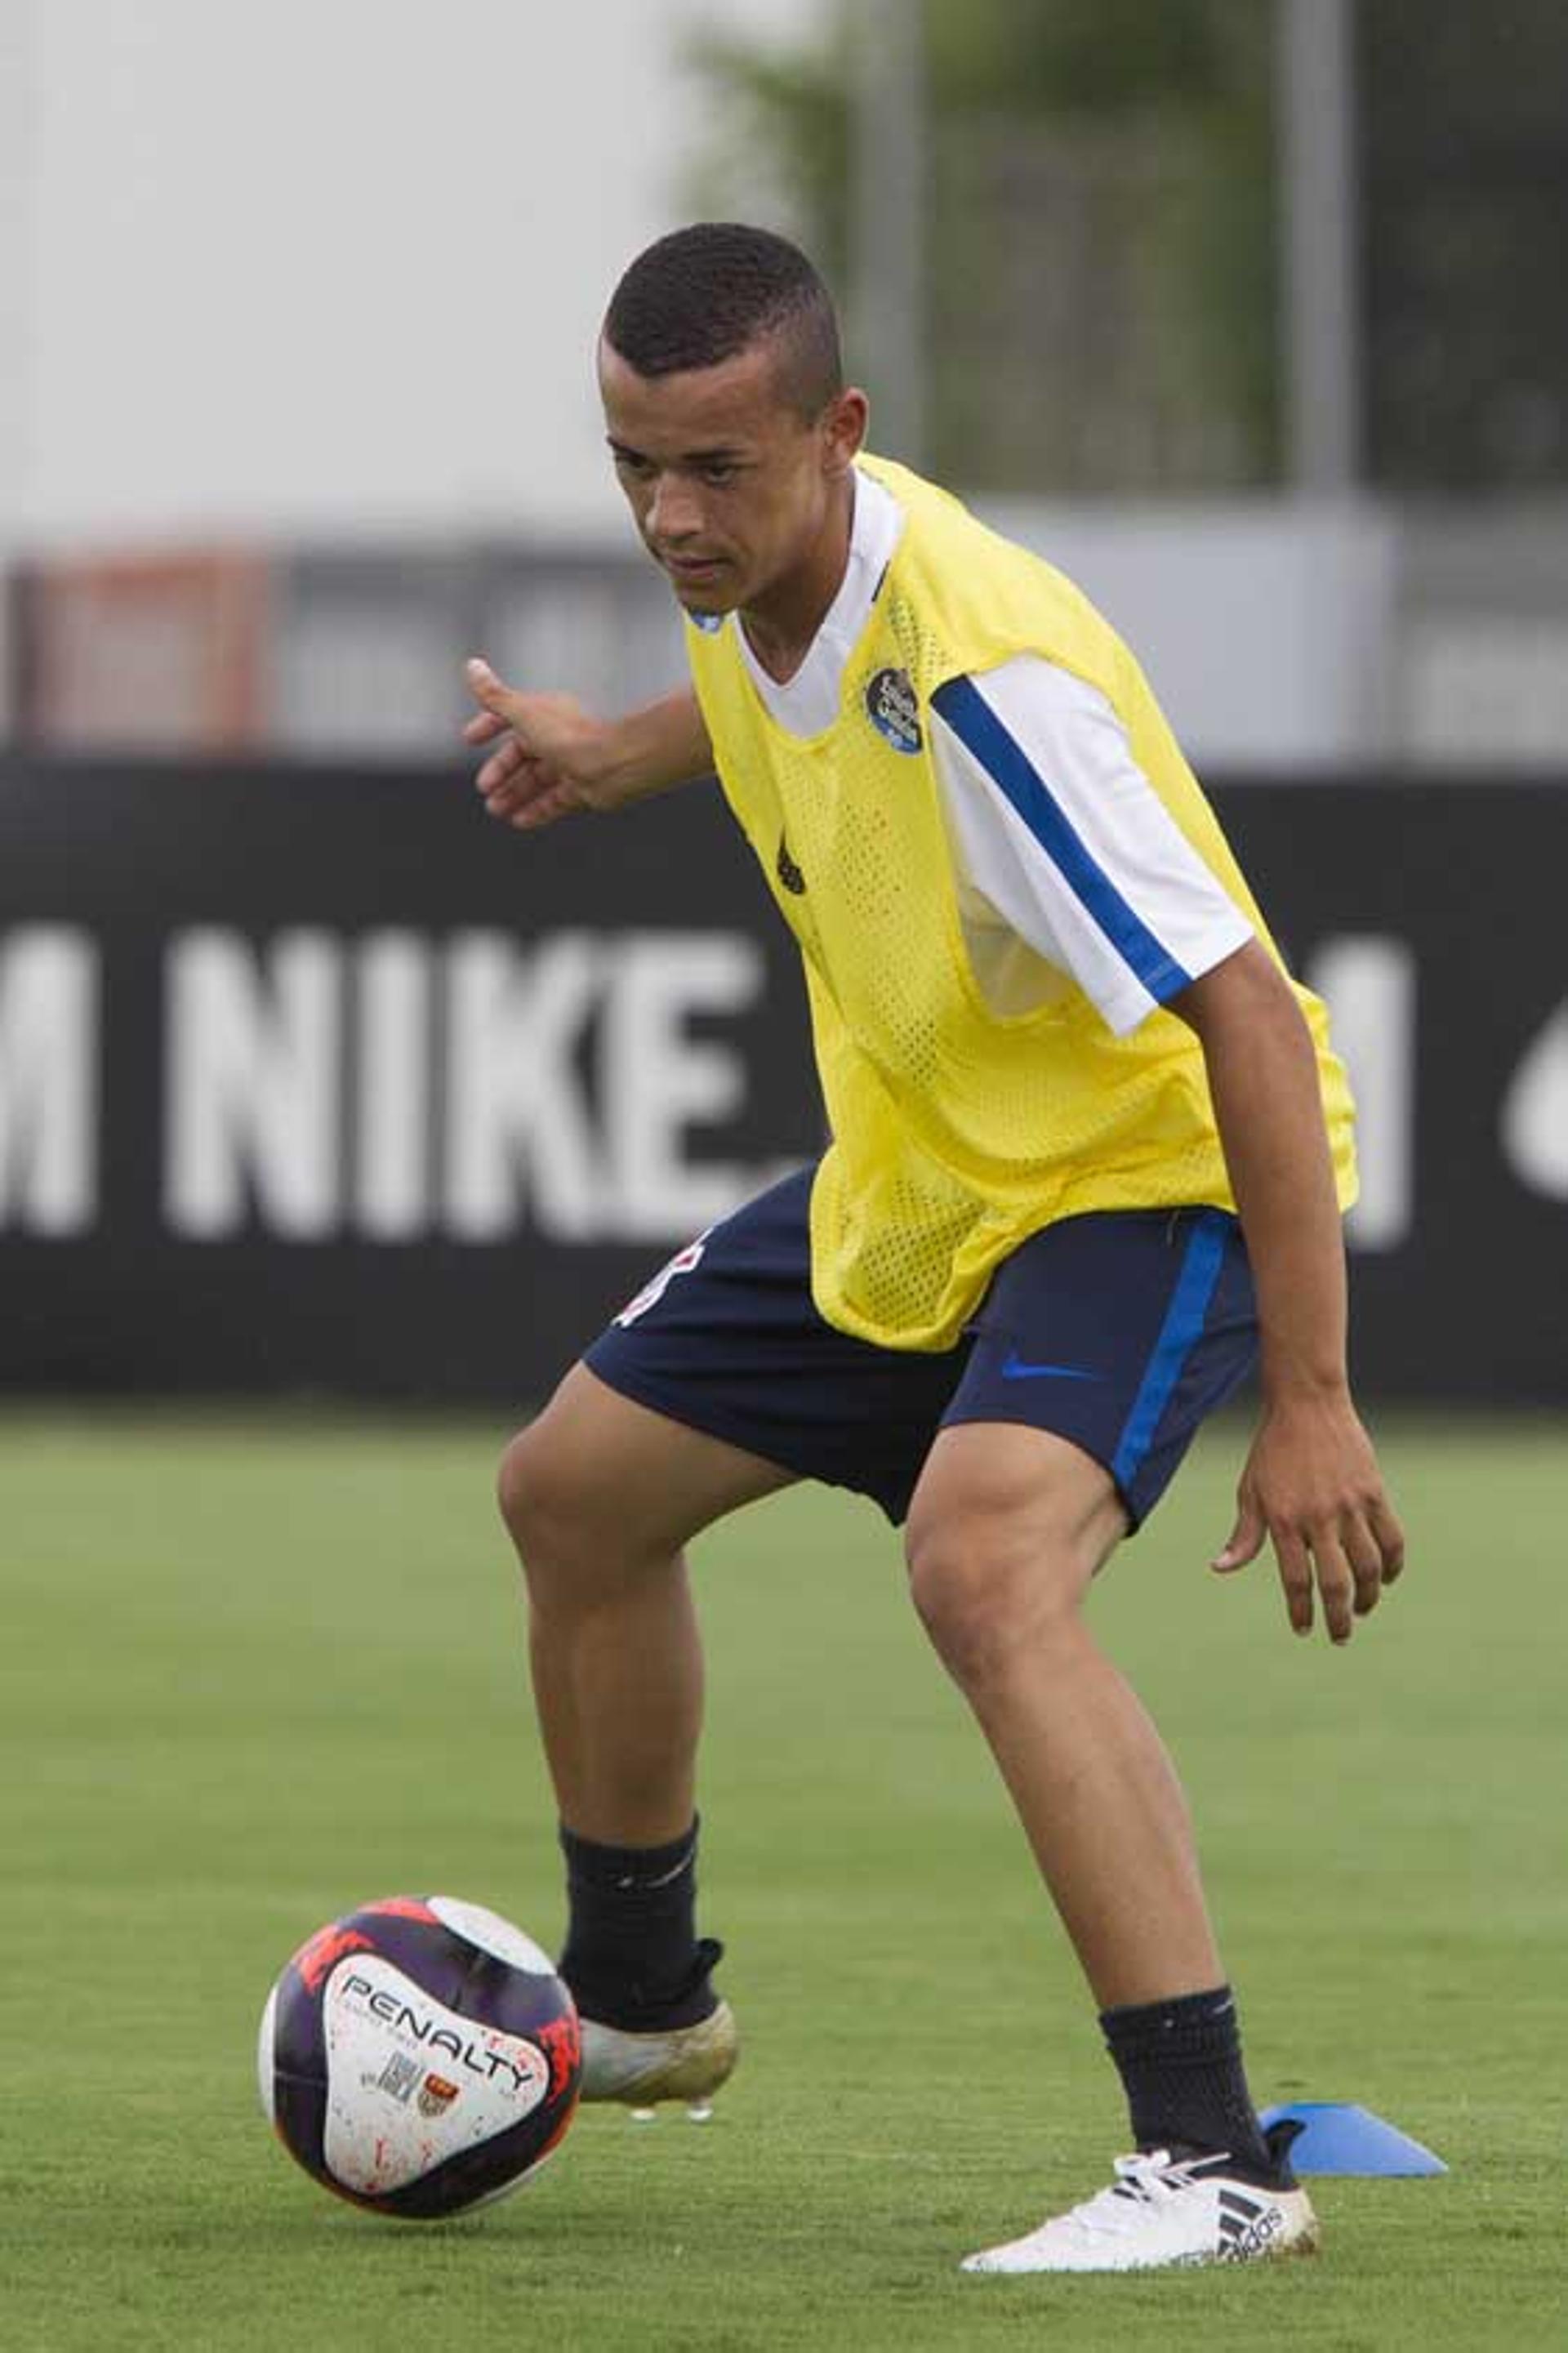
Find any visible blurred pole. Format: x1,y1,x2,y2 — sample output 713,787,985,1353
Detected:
1277,0,1361,492
849,0,926,466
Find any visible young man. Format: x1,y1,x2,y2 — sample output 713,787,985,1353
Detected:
462,224,1405,2274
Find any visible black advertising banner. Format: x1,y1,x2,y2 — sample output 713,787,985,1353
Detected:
1212,779,1567,1404
0,759,821,1402
0,757,1563,1403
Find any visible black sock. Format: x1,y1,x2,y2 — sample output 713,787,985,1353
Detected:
557,1819,721,2032
1099,1985,1289,2186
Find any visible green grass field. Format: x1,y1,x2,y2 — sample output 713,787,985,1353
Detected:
3,1408,1565,2351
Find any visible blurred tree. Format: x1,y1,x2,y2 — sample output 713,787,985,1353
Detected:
1361,0,1568,489
686,0,1280,494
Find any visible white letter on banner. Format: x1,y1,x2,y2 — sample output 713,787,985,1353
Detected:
0,929,98,1234
354,933,431,1238
1500,1000,1568,1201
443,933,604,1240
165,931,341,1237
600,934,763,1238
1306,936,1415,1251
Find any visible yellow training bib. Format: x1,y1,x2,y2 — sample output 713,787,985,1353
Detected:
685,457,1356,1349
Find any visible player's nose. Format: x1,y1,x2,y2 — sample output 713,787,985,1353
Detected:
648,475,703,544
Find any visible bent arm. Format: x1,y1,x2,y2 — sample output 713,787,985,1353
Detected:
590,687,715,809
1172,939,1347,1404
463,661,712,827
1171,938,1404,1639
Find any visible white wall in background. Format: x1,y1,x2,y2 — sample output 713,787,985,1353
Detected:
982,497,1400,771
0,0,29,702
12,0,827,547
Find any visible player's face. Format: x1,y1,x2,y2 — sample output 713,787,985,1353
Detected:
599,337,865,623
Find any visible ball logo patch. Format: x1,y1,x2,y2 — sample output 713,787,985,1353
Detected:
864,666,922,754
417,2074,461,2119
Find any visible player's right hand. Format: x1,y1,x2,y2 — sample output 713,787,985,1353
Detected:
461,657,608,831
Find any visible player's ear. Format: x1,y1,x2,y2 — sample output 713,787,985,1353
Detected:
822,386,869,476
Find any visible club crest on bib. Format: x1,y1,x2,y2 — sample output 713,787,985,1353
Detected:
864,666,923,754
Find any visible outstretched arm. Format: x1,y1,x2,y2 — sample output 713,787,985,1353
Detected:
1172,940,1405,1642
462,657,713,831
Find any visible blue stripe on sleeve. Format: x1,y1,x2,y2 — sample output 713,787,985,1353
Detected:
931,673,1192,1003
1111,1211,1230,1493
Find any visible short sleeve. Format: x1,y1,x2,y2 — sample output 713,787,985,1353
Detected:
929,657,1253,1035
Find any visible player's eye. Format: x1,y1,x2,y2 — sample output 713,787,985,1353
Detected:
700,463,739,487
612,452,654,481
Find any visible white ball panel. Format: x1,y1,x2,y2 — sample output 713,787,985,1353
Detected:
428,1895,557,1978
256,1984,278,2123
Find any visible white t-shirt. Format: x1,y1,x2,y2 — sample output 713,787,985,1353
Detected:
733,467,1251,1036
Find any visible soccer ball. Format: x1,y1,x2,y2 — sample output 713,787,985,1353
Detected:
258,1893,581,2218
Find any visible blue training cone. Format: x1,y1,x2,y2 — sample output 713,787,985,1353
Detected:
1258,2101,1448,2177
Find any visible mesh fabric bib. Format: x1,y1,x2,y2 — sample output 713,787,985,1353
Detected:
686,457,1356,1349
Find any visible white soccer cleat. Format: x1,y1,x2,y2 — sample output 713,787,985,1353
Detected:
577,1999,738,2113
961,2147,1321,2274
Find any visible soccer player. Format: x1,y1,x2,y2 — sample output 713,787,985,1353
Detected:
461,224,1405,2274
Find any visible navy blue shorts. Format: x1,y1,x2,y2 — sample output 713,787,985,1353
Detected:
584,1167,1257,1529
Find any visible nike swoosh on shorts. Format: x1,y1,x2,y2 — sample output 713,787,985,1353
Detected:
1000,1353,1104,1382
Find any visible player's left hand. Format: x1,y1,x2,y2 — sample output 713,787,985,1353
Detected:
1211,1392,1405,1643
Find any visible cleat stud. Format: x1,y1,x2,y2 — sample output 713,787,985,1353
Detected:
630,2106,657,2123
686,2101,714,2123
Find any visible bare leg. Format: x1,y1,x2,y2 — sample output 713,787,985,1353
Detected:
498,1364,795,1846
905,1422,1222,2008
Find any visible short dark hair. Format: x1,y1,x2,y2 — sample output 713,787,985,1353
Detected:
604,224,843,420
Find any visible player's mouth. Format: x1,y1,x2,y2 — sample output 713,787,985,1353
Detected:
662,554,727,584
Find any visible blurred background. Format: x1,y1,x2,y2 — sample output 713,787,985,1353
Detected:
2,0,1565,1404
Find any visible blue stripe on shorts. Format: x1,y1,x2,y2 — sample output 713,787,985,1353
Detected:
1111,1209,1232,1494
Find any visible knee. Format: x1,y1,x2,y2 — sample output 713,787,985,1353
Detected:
497,1419,597,1586
903,1515,1084,1691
